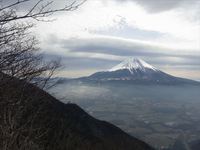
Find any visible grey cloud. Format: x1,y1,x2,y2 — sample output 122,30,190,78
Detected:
58,37,200,61
60,37,165,56
43,36,200,73
5,0,197,13
115,0,199,13
146,57,200,67
44,53,118,70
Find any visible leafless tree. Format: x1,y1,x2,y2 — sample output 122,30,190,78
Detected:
0,0,85,88
0,1,85,150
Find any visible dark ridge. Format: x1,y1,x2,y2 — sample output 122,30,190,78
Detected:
0,73,154,150
189,140,200,150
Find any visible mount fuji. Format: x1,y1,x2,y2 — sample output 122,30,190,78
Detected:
81,58,199,85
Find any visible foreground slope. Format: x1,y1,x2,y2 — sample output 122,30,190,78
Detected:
0,73,153,150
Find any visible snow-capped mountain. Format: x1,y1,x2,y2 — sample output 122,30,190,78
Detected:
109,58,158,73
85,58,199,84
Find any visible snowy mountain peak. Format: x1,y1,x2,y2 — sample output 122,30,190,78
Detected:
87,57,199,84
109,58,158,73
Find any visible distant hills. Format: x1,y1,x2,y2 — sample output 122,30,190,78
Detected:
75,58,199,85
0,73,153,150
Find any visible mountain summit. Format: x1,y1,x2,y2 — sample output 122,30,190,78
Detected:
85,57,199,85
109,58,158,73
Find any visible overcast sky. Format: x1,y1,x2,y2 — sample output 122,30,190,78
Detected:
31,0,200,80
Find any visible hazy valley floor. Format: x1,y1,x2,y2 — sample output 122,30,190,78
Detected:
50,82,200,150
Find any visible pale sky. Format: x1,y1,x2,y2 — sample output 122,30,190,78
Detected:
32,0,200,80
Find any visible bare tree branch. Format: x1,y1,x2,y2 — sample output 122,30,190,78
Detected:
0,0,85,88
0,0,86,22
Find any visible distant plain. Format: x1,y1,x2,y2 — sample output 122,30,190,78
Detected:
50,82,200,149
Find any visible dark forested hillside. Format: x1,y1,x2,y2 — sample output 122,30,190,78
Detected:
0,73,153,150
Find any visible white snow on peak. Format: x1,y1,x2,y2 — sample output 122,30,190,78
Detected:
109,58,158,73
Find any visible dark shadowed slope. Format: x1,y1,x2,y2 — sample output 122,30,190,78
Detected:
189,140,200,150
0,73,153,150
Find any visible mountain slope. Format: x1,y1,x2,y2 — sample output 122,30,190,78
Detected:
0,73,153,150
86,58,198,85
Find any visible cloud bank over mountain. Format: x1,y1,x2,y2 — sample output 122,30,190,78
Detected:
28,0,200,80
